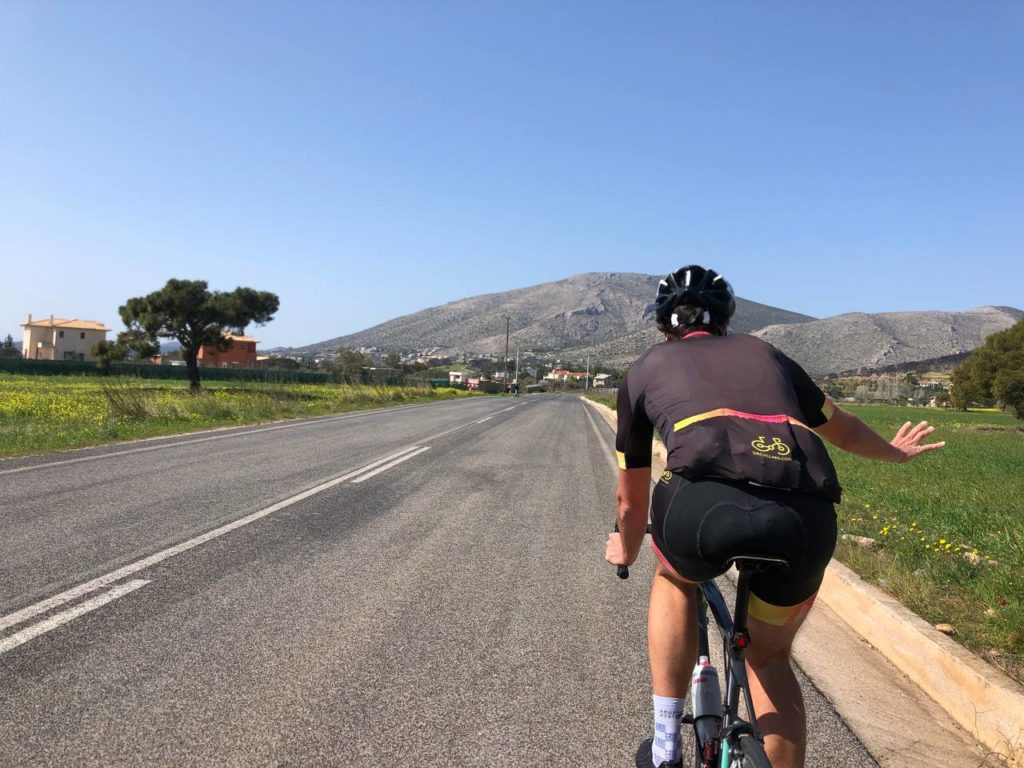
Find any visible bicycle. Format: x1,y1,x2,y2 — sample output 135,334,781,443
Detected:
617,526,781,768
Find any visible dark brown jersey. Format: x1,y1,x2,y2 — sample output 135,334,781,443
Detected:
615,332,842,503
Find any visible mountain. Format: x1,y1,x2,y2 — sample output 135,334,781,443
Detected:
753,306,1024,377
277,273,1021,376
281,272,814,361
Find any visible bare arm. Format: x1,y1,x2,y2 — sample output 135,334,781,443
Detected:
813,400,945,463
605,468,651,567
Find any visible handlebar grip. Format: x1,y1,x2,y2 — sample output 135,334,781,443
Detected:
613,521,629,579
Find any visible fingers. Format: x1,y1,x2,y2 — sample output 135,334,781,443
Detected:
894,421,938,448
894,421,913,441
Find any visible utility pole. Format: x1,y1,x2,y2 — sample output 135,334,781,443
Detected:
514,346,519,384
503,316,510,389
586,355,591,390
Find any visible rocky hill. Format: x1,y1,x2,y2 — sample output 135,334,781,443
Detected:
277,273,1021,376
282,272,813,360
752,306,1024,377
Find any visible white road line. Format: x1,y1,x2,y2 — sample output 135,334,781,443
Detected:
0,446,423,634
0,399,478,477
476,417,493,423
0,580,150,656
350,446,431,483
582,402,618,475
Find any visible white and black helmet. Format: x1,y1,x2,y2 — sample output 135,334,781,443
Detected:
654,265,736,334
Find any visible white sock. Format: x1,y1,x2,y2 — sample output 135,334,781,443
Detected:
652,694,684,765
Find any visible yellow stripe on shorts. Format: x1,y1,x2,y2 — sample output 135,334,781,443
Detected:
747,592,816,626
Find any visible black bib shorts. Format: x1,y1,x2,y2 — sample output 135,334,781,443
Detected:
651,472,837,620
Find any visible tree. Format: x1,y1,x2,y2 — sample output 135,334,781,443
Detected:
119,279,278,392
265,356,301,370
0,334,18,359
336,346,372,382
993,369,1024,418
91,330,161,373
951,319,1024,415
91,340,125,373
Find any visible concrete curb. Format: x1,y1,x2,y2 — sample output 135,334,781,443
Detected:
580,396,1024,767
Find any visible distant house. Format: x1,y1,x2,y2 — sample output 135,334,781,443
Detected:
544,368,588,382
20,314,110,362
593,373,615,388
466,377,500,393
197,333,260,368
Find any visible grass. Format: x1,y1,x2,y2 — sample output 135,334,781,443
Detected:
832,404,1024,680
0,373,477,459
582,393,1024,680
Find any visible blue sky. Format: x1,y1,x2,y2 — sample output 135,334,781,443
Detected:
1,2,1021,348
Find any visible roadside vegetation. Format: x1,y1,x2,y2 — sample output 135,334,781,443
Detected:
582,393,1024,681
831,404,1023,681
0,374,475,459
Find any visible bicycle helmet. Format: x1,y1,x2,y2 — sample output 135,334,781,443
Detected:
654,264,735,334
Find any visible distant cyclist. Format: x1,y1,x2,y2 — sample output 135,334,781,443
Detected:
605,265,944,768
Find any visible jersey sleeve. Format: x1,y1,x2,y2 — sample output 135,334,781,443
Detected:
615,373,654,469
776,350,835,428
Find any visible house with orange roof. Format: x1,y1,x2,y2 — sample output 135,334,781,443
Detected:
197,333,260,368
20,314,110,362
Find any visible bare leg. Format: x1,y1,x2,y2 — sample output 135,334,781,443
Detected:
744,610,812,768
648,560,698,698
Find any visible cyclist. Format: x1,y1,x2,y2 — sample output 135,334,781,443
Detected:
604,265,945,768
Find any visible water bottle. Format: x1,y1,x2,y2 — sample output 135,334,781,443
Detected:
691,656,722,745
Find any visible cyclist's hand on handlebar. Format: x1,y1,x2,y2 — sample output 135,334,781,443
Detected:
890,420,946,463
605,532,629,567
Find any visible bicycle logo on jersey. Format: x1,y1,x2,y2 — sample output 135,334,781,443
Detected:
751,436,792,459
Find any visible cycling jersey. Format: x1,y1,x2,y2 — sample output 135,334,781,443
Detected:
615,333,842,503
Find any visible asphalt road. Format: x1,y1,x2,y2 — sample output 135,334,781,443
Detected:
0,395,877,766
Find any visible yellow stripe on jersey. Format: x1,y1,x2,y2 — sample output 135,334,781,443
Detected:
616,450,627,470
673,408,811,434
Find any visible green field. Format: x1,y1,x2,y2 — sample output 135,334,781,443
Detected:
832,404,1023,680
583,394,1024,679
0,373,476,459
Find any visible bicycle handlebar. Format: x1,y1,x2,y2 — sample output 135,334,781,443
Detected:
613,523,652,580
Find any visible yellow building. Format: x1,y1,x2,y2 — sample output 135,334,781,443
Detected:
20,314,110,362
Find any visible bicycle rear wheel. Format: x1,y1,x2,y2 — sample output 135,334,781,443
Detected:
729,733,772,768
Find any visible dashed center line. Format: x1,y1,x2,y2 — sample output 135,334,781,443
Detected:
0,401,541,654
0,444,436,652
0,580,150,655
350,446,431,483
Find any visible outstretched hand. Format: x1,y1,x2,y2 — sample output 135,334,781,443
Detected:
890,421,945,463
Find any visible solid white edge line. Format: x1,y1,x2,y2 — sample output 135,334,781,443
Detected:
0,446,423,633
476,416,493,423
350,446,431,484
582,401,618,474
0,580,150,655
